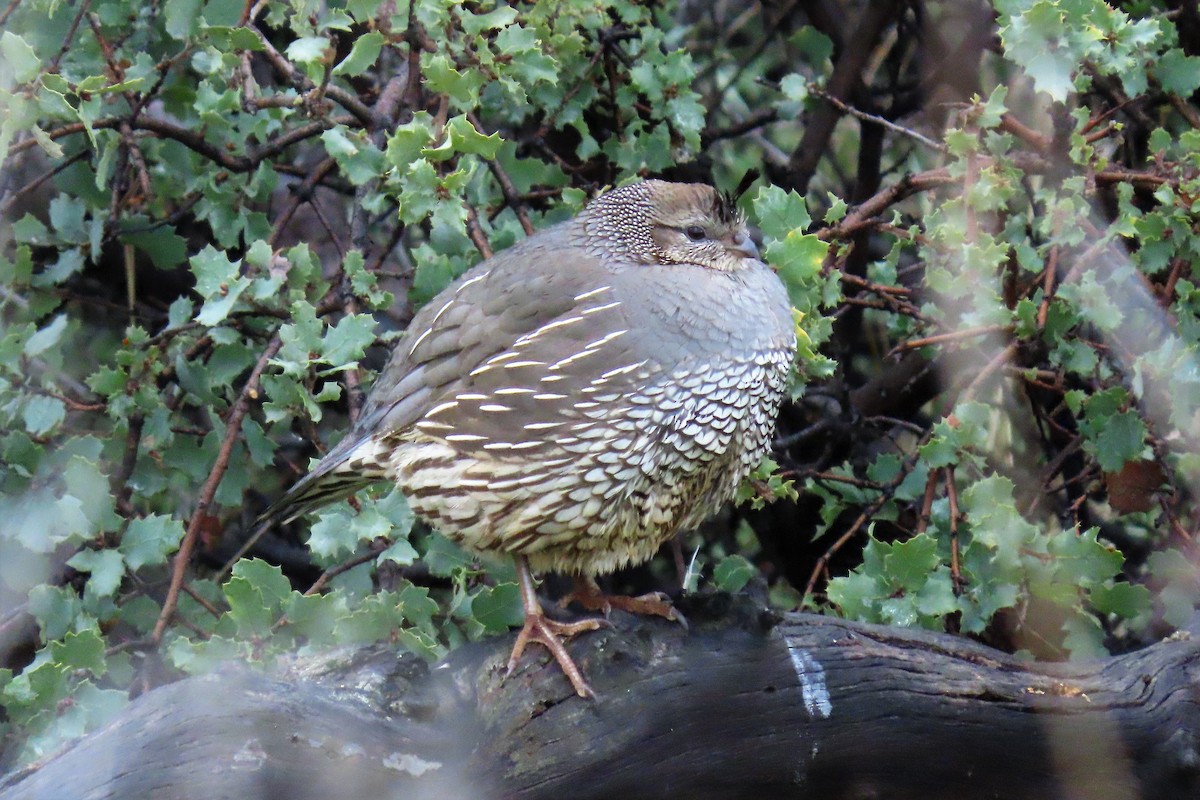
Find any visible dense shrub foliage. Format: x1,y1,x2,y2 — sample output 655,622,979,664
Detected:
2,0,1200,765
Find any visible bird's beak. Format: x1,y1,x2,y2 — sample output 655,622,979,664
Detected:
727,232,760,260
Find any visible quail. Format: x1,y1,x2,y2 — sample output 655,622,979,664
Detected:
270,180,797,697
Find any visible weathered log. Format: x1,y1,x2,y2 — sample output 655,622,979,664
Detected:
2,594,1198,800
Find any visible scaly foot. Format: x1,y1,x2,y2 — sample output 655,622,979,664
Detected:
505,612,607,698
561,576,687,627
506,557,607,698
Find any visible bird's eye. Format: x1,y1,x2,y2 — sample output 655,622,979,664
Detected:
684,225,707,242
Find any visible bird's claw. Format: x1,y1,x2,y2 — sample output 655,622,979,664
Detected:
561,578,687,629
506,612,608,699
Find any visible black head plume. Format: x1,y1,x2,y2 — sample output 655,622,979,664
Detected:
713,169,760,224
732,169,760,202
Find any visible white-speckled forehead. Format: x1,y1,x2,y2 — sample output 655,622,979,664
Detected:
579,180,747,264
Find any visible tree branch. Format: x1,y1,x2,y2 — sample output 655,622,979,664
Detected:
7,597,1197,799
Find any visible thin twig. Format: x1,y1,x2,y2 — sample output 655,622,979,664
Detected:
181,582,223,619
152,334,283,642
946,466,962,593
465,203,494,259
1036,245,1059,329
961,343,1018,401
306,543,389,597
803,452,920,601
269,157,338,247
998,114,1051,153
914,469,939,535
48,0,91,72
795,471,885,490
0,150,88,217
819,168,954,241
890,325,1009,356
809,86,946,153
0,0,22,25
482,151,535,236
1169,93,1200,130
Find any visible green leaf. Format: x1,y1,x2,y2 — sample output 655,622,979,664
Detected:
1156,49,1200,96
167,634,253,674
50,627,106,674
1048,529,1123,586
234,558,292,608
71,681,128,730
867,453,902,484
470,583,523,633
1093,411,1147,473
770,232,829,309
423,53,485,106
122,229,188,270
1146,549,1196,628
321,127,385,185
26,585,83,642
286,36,331,65
378,539,418,566
24,314,68,356
752,185,812,239
189,246,249,325
164,0,202,39
713,554,756,593
22,396,65,436
422,532,472,577
919,436,958,469
824,194,847,224
788,27,833,64
206,26,266,53
423,115,503,161
223,559,290,635
285,591,349,641
884,534,939,590
307,507,361,560
321,312,376,369
461,5,518,35
335,590,407,643
827,571,882,622
332,31,385,76
1,31,39,84
11,214,49,244
1148,127,1172,154
1089,581,1151,621
915,571,959,616
120,514,186,570
778,73,808,104
386,112,436,169
1061,613,1106,659
67,549,125,599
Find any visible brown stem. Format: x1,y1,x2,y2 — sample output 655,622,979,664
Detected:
915,469,939,536
890,325,1010,356
152,334,283,642
465,203,494,259
945,466,962,594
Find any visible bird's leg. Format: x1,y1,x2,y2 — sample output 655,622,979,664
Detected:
670,534,687,589
561,575,685,626
506,555,607,699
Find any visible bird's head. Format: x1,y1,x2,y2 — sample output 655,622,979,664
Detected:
581,180,760,271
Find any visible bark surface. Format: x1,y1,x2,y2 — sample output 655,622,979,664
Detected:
2,595,1198,800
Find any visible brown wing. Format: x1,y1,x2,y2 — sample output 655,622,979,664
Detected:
266,221,643,516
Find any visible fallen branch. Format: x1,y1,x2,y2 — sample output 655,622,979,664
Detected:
3,595,1198,800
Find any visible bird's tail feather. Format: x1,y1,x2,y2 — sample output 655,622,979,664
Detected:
258,434,390,527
